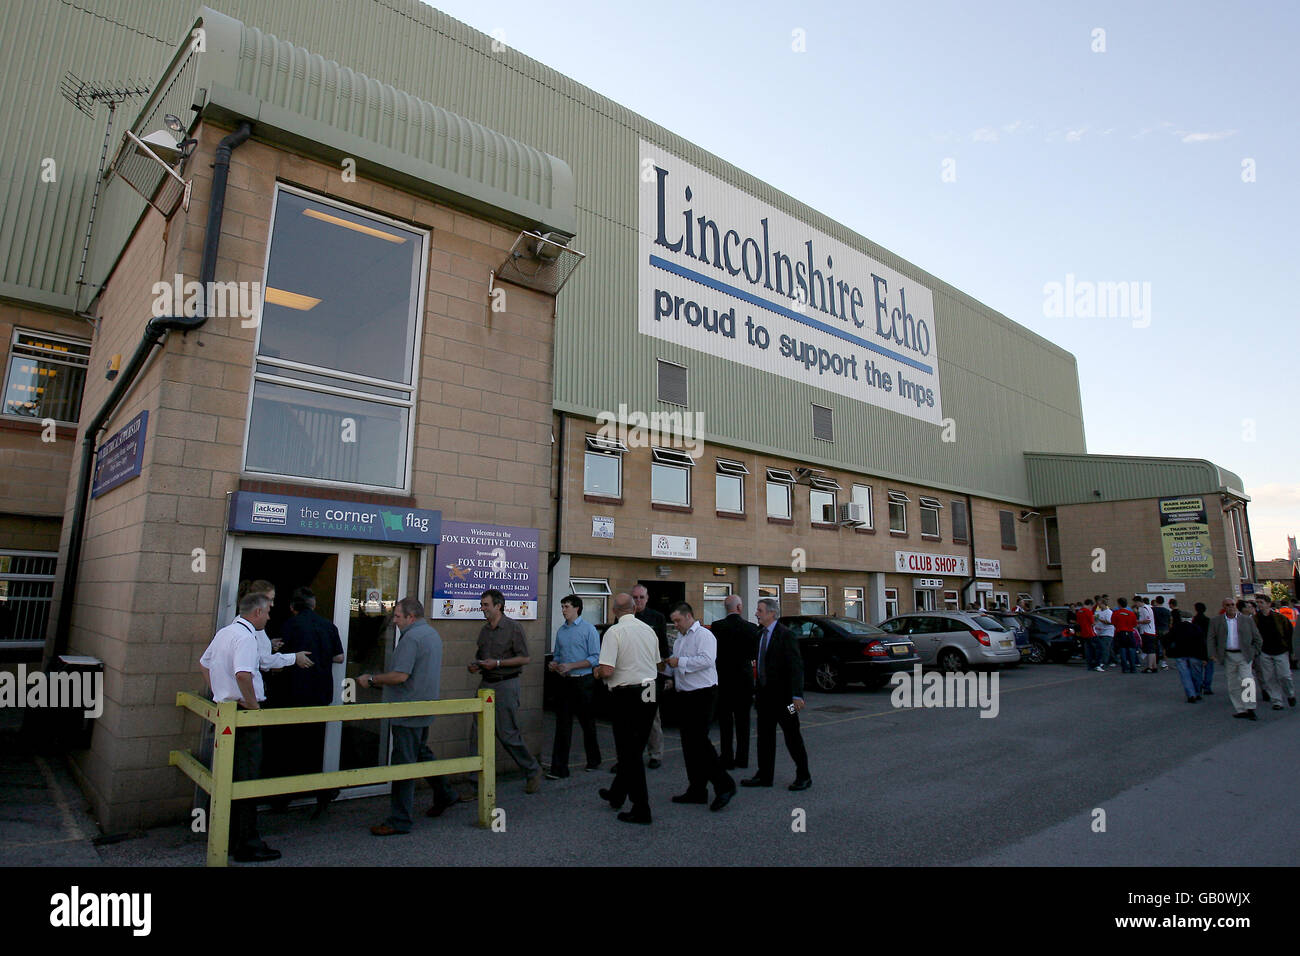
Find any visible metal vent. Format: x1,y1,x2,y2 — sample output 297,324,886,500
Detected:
657,360,688,406
812,403,833,442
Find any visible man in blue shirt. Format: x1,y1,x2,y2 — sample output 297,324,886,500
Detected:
545,594,603,778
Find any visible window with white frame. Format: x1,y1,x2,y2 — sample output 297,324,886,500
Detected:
943,589,959,610
851,484,873,528
884,587,899,618
651,447,694,506
913,589,936,611
919,496,942,537
0,551,57,646
758,584,780,600
888,491,910,533
715,458,748,514
3,330,91,424
702,584,731,624
810,488,836,525
766,468,795,519
570,579,612,628
584,434,627,497
993,590,1010,610
844,587,865,620
245,187,427,490
800,586,828,615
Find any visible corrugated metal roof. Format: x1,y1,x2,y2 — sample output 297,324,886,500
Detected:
3,0,1096,502
1025,452,1248,506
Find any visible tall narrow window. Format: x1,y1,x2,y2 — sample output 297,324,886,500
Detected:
999,510,1017,549
889,491,910,533
851,484,873,529
245,187,427,491
702,584,731,624
651,447,694,506
1044,514,1061,567
884,587,899,618
919,496,942,538
951,500,969,544
715,458,748,514
766,468,795,519
585,435,627,498
843,587,865,620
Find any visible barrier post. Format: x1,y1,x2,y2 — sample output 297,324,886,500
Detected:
477,688,495,828
208,700,238,868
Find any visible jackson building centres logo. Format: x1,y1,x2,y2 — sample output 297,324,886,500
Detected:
638,141,942,425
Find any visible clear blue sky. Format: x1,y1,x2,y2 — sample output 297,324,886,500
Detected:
425,0,1298,560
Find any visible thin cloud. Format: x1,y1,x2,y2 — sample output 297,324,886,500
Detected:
1177,129,1237,143
971,127,999,142
1065,127,1087,142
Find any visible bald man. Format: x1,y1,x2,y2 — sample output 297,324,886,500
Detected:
710,594,759,769
594,593,661,824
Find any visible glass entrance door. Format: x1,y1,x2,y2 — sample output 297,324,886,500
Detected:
334,553,404,773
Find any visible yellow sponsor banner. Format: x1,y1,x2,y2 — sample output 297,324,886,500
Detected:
1159,496,1214,578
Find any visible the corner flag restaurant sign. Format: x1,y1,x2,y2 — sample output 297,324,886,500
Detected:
227,491,441,545
91,410,147,498
639,141,942,424
432,521,539,620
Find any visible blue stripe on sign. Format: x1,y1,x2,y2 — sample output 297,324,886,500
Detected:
648,254,934,375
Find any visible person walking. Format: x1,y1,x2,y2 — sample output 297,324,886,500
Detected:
1191,603,1214,694
1111,598,1139,674
469,589,543,793
742,598,811,791
1254,595,1295,710
546,594,602,777
1136,597,1159,672
1076,598,1097,670
710,595,758,769
1207,598,1264,720
1167,608,1207,703
595,593,662,824
664,602,736,811
1092,599,1114,672
630,585,668,771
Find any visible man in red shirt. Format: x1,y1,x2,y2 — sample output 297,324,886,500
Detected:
1111,598,1140,673
1077,598,1098,669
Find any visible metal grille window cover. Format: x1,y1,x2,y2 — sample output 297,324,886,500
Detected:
1000,510,1017,547
4,330,91,422
492,231,586,297
0,552,58,644
811,403,834,441
657,360,689,407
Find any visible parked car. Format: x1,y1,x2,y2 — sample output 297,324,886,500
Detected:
780,615,921,691
875,611,1020,672
1033,606,1076,627
986,611,1079,664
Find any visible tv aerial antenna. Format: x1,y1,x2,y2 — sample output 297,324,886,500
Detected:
59,72,151,314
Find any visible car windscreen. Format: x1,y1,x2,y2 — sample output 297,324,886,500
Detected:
972,615,1008,631
825,617,886,636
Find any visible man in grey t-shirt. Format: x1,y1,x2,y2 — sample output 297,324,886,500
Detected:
359,597,458,835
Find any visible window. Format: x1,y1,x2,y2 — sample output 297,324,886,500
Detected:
657,359,688,406
851,484,873,528
0,551,57,646
884,587,899,618
570,579,612,628
245,187,427,490
584,435,627,497
3,330,91,424
810,488,836,524
715,458,748,514
920,496,942,537
994,590,1010,611
651,447,694,506
811,403,833,441
888,491,910,533
999,510,1017,549
758,584,780,601
799,586,827,615
1230,508,1249,580
951,500,969,544
1044,514,1061,567
913,589,935,611
843,587,865,621
766,468,795,519
943,589,960,610
702,584,731,624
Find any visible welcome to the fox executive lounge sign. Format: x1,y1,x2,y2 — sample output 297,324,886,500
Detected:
638,141,942,425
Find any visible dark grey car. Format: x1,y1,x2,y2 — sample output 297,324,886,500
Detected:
876,611,1021,672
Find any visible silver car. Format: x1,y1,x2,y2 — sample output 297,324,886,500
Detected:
876,611,1021,672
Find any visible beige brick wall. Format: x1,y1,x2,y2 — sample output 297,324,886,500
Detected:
58,123,557,832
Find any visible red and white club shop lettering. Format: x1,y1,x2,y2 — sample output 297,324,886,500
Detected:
905,553,963,574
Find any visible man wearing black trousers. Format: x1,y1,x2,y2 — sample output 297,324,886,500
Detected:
665,603,736,811
711,595,758,769
595,593,662,824
742,597,811,791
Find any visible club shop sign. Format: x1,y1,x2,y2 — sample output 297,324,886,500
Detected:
228,491,441,545
639,141,942,425
895,550,969,576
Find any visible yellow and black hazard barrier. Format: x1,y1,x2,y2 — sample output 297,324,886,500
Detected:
170,689,496,866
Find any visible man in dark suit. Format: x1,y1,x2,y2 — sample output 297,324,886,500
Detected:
710,594,758,769
630,584,668,770
741,597,811,791
277,586,345,816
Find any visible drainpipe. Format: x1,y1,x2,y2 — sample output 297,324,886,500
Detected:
547,411,566,574
50,122,253,661
960,493,977,608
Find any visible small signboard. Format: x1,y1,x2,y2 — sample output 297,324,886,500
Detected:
227,491,441,545
914,578,944,589
592,516,614,538
651,533,696,560
783,577,800,594
91,410,148,498
974,557,1001,578
432,521,539,620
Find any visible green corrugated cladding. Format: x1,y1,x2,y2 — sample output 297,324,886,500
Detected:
2,0,1086,503
1025,453,1248,506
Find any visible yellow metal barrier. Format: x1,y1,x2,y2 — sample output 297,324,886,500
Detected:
170,688,497,867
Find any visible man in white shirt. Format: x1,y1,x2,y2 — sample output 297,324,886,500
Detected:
1092,601,1114,672
1207,598,1264,720
593,593,660,824
665,603,736,812
198,591,282,862
1136,597,1158,672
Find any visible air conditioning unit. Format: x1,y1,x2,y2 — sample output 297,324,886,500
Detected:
839,502,867,525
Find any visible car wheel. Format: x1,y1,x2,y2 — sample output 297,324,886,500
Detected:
937,648,966,673
1027,640,1048,664
814,661,845,692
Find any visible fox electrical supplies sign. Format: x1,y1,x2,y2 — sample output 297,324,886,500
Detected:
639,142,942,424
432,522,540,620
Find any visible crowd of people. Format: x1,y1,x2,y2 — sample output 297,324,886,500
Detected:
1066,592,1296,716
198,582,808,858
